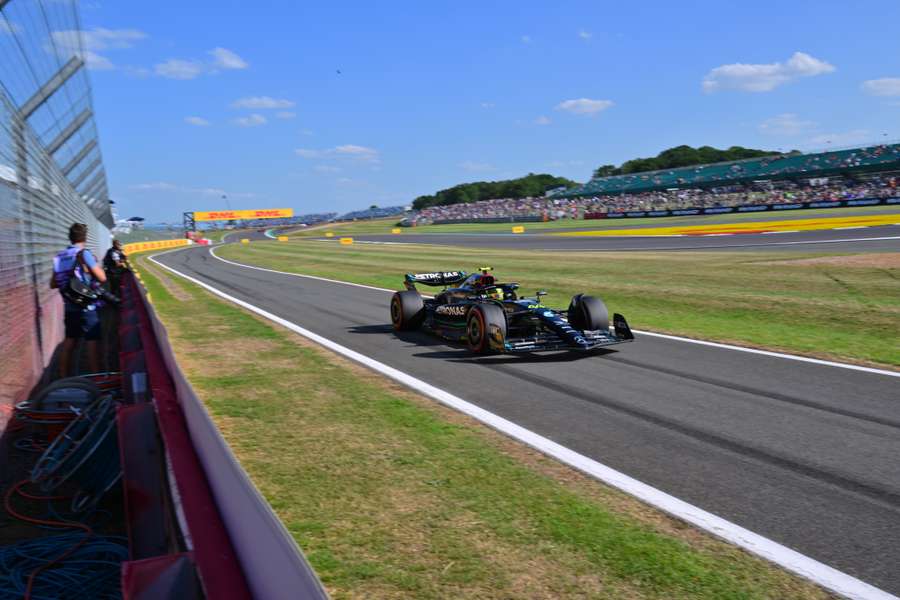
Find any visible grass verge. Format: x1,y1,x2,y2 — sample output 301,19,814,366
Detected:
217,242,900,368
134,254,831,599
287,206,900,237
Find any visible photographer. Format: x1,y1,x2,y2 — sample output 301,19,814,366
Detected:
50,223,108,377
103,239,129,294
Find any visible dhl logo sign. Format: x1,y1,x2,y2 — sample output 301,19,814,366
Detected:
122,239,191,254
193,208,294,222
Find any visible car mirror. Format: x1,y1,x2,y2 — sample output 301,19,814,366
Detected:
536,290,547,298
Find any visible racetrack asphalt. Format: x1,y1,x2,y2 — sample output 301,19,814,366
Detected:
310,225,900,252
158,243,900,595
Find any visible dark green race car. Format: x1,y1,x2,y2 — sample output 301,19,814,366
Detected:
390,268,633,354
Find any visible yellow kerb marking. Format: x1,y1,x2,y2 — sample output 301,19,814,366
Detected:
277,236,289,242
512,225,525,233
241,238,250,244
555,214,900,237
325,232,335,238
391,228,402,234
339,237,354,245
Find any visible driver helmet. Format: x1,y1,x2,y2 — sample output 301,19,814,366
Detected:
488,287,503,300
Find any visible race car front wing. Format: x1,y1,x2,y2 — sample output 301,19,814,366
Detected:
503,313,634,353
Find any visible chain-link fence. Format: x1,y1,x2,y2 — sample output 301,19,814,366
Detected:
1,0,111,421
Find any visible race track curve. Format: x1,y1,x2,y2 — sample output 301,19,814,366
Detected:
156,244,900,595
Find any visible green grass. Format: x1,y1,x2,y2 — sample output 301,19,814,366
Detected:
134,254,830,599
287,206,900,236
219,241,900,368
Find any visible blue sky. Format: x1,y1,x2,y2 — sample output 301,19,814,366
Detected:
78,0,900,222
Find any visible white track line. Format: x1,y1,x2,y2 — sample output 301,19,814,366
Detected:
209,246,898,378
151,248,896,600
835,226,868,230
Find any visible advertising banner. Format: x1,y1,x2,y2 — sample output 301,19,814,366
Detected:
194,209,294,222
559,196,892,221
123,239,191,254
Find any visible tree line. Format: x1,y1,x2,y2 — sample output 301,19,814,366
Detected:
592,145,787,179
412,173,576,210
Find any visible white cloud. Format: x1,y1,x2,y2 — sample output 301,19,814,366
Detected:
155,59,204,80
49,28,147,70
702,51,834,93
861,78,900,97
313,165,341,173
275,111,296,119
808,130,871,147
184,116,210,126
521,35,532,44
129,181,177,191
578,30,592,40
233,114,267,127
231,96,295,109
81,28,147,49
295,144,380,163
333,144,378,161
300,129,314,136
129,181,257,198
197,187,226,196
758,113,816,136
555,98,614,116
534,115,552,126
209,47,248,70
480,102,495,109
459,160,496,172
154,48,249,80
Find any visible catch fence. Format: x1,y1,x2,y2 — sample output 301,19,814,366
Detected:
1,0,111,423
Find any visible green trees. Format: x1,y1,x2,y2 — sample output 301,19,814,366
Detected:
592,145,778,179
412,173,577,210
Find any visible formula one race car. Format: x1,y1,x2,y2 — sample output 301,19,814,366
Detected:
390,268,634,354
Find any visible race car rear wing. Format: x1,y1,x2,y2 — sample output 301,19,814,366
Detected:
404,271,467,289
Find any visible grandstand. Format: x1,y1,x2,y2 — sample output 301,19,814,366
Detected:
556,143,900,197
338,205,408,220
409,172,898,225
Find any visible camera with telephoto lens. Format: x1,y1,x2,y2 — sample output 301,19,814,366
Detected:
63,278,119,306
99,284,120,304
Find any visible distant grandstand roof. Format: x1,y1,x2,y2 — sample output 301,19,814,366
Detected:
338,205,407,220
555,142,900,197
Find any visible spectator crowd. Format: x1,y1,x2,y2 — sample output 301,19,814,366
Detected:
408,175,899,224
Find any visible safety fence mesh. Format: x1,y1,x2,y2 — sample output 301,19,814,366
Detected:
1,0,111,422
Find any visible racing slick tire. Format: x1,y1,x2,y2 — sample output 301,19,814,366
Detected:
568,294,609,332
466,304,507,354
391,290,425,330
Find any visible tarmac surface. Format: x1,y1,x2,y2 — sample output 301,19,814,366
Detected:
309,225,900,252
159,243,900,594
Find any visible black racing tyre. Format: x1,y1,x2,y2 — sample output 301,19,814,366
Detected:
568,294,609,332
31,378,101,411
466,304,507,354
391,290,425,330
